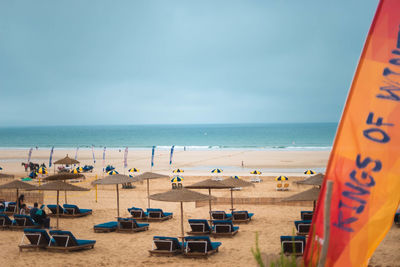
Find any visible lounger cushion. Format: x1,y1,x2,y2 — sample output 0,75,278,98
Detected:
47,205,67,214
94,221,118,229
147,209,172,217
24,228,53,245
63,204,92,214
14,215,40,226
188,219,211,231
0,213,14,225
294,220,312,228
211,211,232,219
137,223,149,228
184,236,221,251
79,209,92,213
153,236,182,249
76,239,96,246
232,211,254,219
49,230,96,247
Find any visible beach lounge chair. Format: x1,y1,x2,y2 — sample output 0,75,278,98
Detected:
294,220,311,236
0,213,15,229
280,236,306,256
48,230,96,252
187,219,212,235
211,220,239,237
4,202,17,215
117,217,149,232
232,211,254,223
146,208,173,222
283,183,290,191
19,228,53,251
210,211,232,220
47,204,68,216
63,204,92,217
13,214,42,230
128,207,148,220
93,221,118,233
184,236,222,257
250,177,262,183
276,183,283,191
149,236,184,256
394,213,400,226
301,211,313,221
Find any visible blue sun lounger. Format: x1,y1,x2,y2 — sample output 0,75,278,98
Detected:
47,204,68,216
48,230,96,252
149,236,184,256
232,211,254,223
211,220,239,237
13,215,42,230
63,204,92,217
19,228,53,251
184,236,222,257
210,211,232,220
294,220,312,236
4,202,17,215
146,208,173,221
280,236,306,256
128,207,148,220
300,211,313,221
117,217,149,232
395,213,400,225
0,213,15,229
187,219,212,235
93,221,118,233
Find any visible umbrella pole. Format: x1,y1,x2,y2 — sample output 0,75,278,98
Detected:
313,200,316,212
180,201,184,252
230,188,234,211
56,190,59,229
16,189,19,212
208,188,212,222
147,179,150,208
116,184,120,217
64,179,67,204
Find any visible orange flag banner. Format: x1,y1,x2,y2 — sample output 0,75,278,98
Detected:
304,0,400,266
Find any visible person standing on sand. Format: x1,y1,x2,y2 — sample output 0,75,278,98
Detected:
17,194,25,212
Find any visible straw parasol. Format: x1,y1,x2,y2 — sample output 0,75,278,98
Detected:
92,174,141,217
43,173,86,203
149,188,214,249
281,187,321,211
134,172,169,208
296,173,324,186
34,181,89,228
185,178,233,221
0,180,38,210
222,177,254,211
54,154,80,165
0,173,15,179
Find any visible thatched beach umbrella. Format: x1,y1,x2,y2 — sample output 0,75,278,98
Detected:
0,173,15,179
43,173,86,203
149,188,214,248
54,154,80,165
134,172,169,208
0,180,38,211
222,177,254,211
296,173,324,186
185,178,233,221
34,181,89,228
281,187,321,211
92,174,140,217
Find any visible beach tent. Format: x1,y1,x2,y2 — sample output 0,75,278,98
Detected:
134,172,169,208
185,178,233,221
149,188,214,249
222,177,254,211
33,181,89,228
92,174,140,217
0,180,38,210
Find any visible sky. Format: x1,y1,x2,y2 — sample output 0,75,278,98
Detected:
0,0,379,126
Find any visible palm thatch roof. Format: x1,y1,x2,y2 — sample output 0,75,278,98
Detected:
35,180,89,191
53,155,80,165
134,172,169,180
185,178,233,189
43,173,85,181
222,177,255,188
281,187,320,202
0,173,15,179
0,180,38,190
92,174,141,185
296,173,324,186
149,188,215,202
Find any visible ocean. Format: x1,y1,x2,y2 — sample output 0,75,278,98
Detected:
0,123,337,151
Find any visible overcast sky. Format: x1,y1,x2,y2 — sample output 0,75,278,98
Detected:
0,0,378,126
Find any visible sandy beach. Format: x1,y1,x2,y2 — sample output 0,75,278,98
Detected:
0,149,398,266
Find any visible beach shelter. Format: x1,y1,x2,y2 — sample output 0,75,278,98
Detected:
107,170,119,175
281,187,321,211
128,168,139,173
53,155,80,174
304,170,315,175
275,176,289,181
43,173,86,203
92,174,141,217
149,188,214,248
296,173,324,186
34,181,89,228
185,178,233,221
222,177,254,211
0,180,38,210
173,169,184,173
134,172,170,208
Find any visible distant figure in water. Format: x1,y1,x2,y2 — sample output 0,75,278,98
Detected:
35,146,38,150
119,149,121,152
241,161,244,168
184,146,186,151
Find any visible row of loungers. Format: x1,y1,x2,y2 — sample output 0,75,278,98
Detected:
47,204,92,217
0,214,43,230
210,210,254,223
94,218,149,233
149,236,222,258
19,229,95,252
128,207,173,221
188,219,239,237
